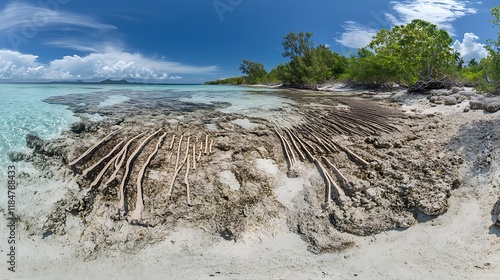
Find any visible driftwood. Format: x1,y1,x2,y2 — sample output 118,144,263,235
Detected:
129,132,166,222
69,129,122,167
408,78,455,93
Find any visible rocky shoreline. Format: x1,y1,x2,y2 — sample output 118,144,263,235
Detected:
5,87,498,259
3,87,499,278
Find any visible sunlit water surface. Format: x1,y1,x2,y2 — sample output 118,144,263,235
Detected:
0,84,288,173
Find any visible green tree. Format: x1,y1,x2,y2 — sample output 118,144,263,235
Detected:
345,48,399,87
239,59,267,84
282,32,314,60
482,6,500,93
279,32,347,86
368,19,456,87
468,58,478,68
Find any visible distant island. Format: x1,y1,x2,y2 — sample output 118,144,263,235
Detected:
44,79,199,85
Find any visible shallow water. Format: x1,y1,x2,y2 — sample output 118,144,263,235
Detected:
0,84,288,172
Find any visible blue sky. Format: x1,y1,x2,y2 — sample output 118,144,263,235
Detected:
0,0,497,83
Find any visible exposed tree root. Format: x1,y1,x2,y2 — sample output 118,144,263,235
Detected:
129,132,167,223
90,148,125,191
204,134,209,154
192,142,197,170
333,142,370,168
69,129,122,167
274,127,295,167
103,132,146,189
82,140,124,177
322,157,348,187
185,147,192,205
285,128,305,161
118,129,162,213
166,135,190,198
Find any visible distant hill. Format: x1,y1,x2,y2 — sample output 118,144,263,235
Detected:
98,79,131,84
41,79,200,85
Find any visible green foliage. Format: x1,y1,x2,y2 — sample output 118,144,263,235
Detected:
277,32,348,86
205,76,245,85
343,48,399,87
239,60,268,84
458,60,484,87
368,19,457,87
481,6,500,94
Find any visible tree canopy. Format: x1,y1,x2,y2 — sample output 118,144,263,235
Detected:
206,8,500,95
367,19,456,87
482,6,500,93
277,32,347,86
239,59,267,84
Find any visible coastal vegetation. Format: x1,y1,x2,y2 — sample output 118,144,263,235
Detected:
207,6,500,94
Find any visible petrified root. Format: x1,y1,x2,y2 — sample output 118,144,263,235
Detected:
185,148,192,205
69,129,122,167
129,132,167,223
197,141,203,162
169,135,176,150
320,157,347,200
209,139,214,154
293,132,314,162
322,157,349,189
166,135,190,198
274,128,295,166
192,143,196,170
204,134,209,154
91,148,125,191
333,142,370,168
119,129,162,212
82,140,124,177
286,129,338,204
103,132,146,188
166,134,183,197
285,128,305,161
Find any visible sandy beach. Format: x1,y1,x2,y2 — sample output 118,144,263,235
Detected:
1,86,499,280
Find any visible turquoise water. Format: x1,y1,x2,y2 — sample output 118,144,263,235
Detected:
0,84,284,173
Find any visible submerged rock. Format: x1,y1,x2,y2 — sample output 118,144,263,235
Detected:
26,134,44,153
70,122,87,134
494,198,500,227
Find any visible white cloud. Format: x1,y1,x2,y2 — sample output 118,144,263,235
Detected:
0,2,116,32
337,0,478,48
0,50,45,79
0,48,218,81
387,0,477,36
453,32,488,63
335,21,377,49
